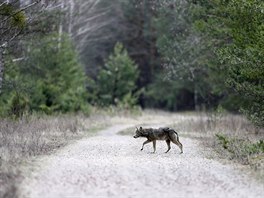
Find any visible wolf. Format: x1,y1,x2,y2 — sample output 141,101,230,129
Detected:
133,126,183,153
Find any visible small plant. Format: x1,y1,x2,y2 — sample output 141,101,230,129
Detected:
215,134,229,150
246,140,264,155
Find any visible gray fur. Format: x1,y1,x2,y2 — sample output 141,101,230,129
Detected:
134,127,183,153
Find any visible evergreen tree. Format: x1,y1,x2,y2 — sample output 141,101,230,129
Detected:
90,42,139,107
151,0,224,111
190,0,264,127
217,0,264,127
0,34,89,116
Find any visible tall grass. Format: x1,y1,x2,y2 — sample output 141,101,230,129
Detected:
174,112,260,135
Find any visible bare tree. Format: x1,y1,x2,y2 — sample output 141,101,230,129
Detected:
60,0,116,53
0,0,126,92
70,0,127,77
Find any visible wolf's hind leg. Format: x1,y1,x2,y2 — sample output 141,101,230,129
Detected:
172,139,183,154
152,140,156,153
165,140,171,153
141,140,151,151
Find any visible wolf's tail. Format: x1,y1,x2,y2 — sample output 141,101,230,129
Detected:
173,130,180,141
167,128,179,141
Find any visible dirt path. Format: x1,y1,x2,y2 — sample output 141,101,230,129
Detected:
20,124,263,198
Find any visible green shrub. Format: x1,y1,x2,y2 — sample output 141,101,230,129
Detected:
215,134,229,150
246,140,264,155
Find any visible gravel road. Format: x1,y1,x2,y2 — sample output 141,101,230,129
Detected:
20,124,264,198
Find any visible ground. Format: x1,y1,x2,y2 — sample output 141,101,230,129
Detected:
19,122,264,198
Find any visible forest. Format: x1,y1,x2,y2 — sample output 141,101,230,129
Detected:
0,0,263,127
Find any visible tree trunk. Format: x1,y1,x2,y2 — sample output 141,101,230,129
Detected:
194,84,199,111
0,47,4,94
58,0,65,49
112,70,118,105
68,0,75,37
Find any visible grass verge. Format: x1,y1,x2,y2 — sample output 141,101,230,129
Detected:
0,107,139,198
214,134,264,174
171,112,264,180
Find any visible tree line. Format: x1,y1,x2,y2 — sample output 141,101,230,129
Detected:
0,0,263,127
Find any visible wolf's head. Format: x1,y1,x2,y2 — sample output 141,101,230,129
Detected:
133,127,144,138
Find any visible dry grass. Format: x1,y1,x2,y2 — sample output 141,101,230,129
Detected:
172,112,264,179
0,106,143,198
173,112,259,135
0,111,117,198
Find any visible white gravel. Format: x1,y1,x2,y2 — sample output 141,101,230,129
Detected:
20,125,264,198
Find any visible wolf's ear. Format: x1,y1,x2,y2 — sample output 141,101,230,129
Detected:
136,127,139,130
139,126,143,130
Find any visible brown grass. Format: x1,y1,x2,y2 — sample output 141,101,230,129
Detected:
0,111,114,198
172,112,264,179
173,112,259,135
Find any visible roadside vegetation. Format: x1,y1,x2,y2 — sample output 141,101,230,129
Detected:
0,107,143,198
215,134,264,168
0,115,85,198
172,112,264,180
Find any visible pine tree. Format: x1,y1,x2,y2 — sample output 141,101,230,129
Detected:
92,42,139,106
0,34,89,116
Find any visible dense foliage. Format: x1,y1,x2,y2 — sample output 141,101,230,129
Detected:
218,0,264,127
191,0,264,126
147,1,221,111
122,0,263,127
0,35,88,116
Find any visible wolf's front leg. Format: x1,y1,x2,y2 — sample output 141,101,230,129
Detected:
152,140,156,153
141,140,151,151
